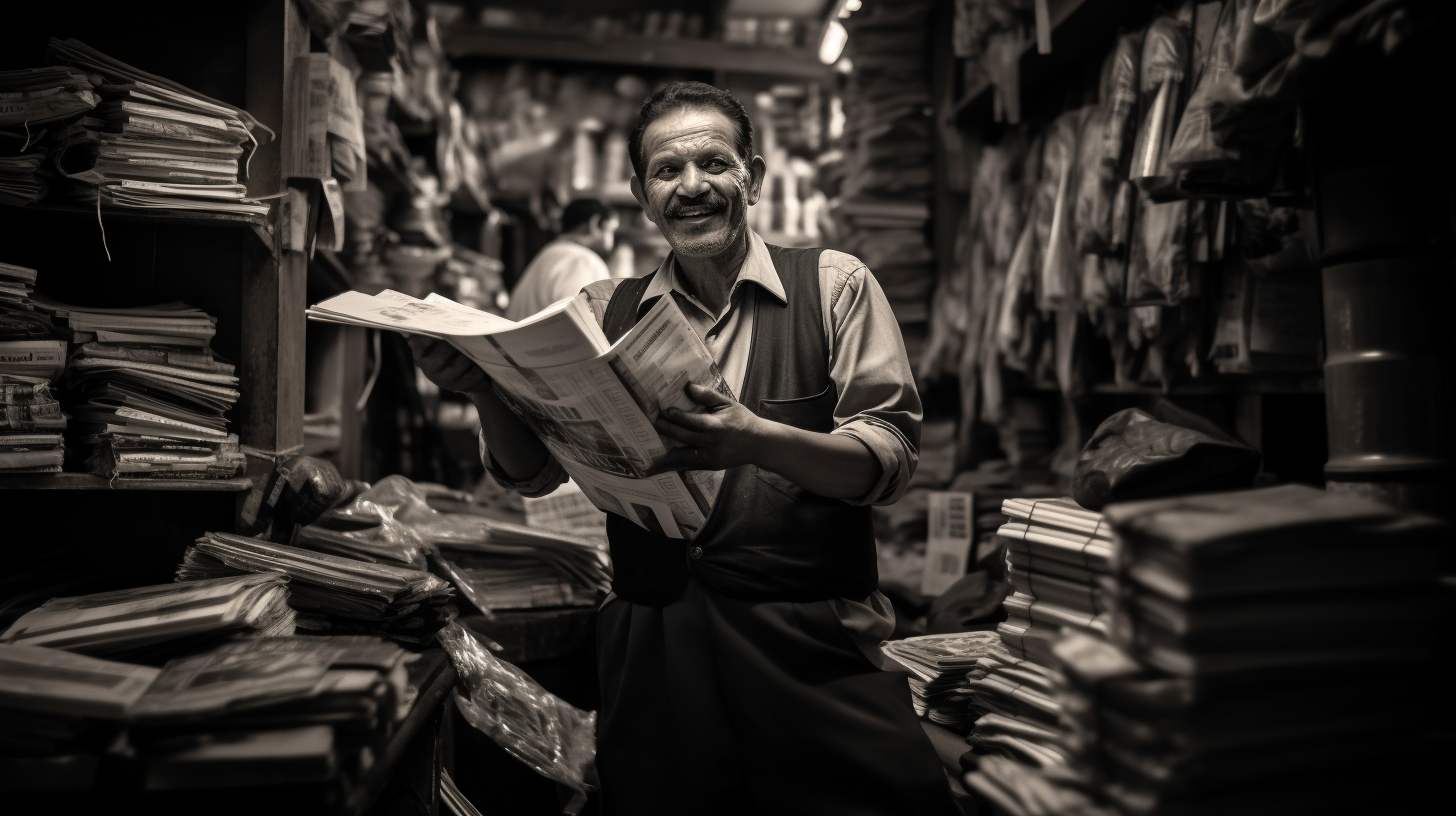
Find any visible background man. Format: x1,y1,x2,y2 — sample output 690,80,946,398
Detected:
504,197,619,320
410,82,957,816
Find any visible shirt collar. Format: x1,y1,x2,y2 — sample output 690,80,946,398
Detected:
640,229,787,317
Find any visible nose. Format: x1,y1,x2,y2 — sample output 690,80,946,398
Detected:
676,163,709,198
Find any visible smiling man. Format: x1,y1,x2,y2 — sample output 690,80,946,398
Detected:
409,82,957,816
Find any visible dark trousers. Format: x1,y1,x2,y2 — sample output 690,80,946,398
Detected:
596,581,961,816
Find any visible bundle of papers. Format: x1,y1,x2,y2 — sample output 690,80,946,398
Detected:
423,516,611,613
881,631,1001,732
290,474,429,570
1053,630,1429,816
0,375,67,472
996,498,1113,666
0,266,69,469
0,644,159,755
178,533,455,644
0,262,61,341
37,296,243,480
0,67,98,206
43,39,270,218
1102,485,1446,676
0,575,295,660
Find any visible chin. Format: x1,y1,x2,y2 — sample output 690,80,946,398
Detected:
665,223,744,259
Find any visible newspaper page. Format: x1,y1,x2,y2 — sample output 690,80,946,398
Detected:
308,289,730,539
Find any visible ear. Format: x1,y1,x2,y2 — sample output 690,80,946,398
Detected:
630,175,657,226
744,155,768,207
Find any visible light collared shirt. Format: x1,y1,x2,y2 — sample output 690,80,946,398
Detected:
482,229,923,509
504,237,611,321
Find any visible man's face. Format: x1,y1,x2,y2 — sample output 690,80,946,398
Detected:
631,107,765,260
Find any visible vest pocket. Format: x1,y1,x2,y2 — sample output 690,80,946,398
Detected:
757,382,837,434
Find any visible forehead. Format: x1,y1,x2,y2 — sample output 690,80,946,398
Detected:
641,107,740,162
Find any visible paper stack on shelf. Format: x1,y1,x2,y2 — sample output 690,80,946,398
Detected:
425,515,611,613
36,295,244,480
0,67,99,206
178,533,456,644
834,0,936,323
42,38,271,218
0,644,159,756
0,375,67,473
996,498,1114,666
881,631,1001,732
1047,485,1449,815
0,261,60,341
0,575,295,661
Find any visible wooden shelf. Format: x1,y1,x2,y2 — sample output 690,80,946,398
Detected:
951,0,1146,127
2,201,274,254
339,650,456,816
0,473,254,492
441,24,832,79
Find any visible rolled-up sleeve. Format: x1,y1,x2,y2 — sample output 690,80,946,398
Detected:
820,250,923,506
478,430,568,498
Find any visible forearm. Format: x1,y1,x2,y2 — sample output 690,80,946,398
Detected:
751,419,882,500
468,389,549,482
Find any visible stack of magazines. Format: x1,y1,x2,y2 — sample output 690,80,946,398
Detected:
38,297,243,480
178,533,455,644
0,644,159,756
0,66,99,206
0,375,66,473
421,512,611,613
0,261,60,341
0,575,295,661
880,631,1001,732
43,39,271,218
1045,485,1449,815
996,498,1115,665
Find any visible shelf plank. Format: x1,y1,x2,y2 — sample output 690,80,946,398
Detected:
441,25,832,79
951,0,1144,126
0,473,254,492
340,650,456,816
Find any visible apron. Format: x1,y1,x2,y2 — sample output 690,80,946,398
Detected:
593,246,958,816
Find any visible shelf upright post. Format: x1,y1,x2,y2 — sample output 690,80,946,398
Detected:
239,0,309,498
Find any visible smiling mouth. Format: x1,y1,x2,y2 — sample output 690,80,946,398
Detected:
671,208,722,220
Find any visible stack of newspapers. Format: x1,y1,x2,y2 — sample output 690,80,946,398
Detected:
43,39,271,218
179,533,455,644
0,262,68,473
996,498,1114,665
0,645,159,756
38,296,243,480
0,575,295,661
307,287,733,539
0,66,99,206
1050,486,1448,815
881,632,1001,732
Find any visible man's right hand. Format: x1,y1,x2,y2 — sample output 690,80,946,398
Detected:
407,336,492,394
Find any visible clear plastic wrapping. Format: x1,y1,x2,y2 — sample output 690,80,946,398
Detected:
439,622,596,812
295,475,429,570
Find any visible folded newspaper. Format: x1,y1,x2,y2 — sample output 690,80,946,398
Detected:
307,289,731,539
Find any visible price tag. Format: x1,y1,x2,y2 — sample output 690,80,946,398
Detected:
921,491,974,596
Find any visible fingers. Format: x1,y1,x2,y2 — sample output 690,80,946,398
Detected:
645,448,697,476
661,406,716,432
653,417,709,447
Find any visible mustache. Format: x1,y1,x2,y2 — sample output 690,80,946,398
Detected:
665,194,730,218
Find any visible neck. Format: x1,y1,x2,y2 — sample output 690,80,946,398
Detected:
674,229,749,315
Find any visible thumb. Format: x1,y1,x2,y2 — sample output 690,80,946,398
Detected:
685,382,732,409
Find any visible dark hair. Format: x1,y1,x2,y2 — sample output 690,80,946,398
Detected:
628,81,754,181
560,198,616,234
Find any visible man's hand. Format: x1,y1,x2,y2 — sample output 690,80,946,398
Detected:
407,336,491,394
648,383,765,473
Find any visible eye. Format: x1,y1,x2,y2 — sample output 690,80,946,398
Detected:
653,164,679,180
703,158,728,172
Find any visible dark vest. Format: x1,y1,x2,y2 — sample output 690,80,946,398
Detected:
601,245,879,607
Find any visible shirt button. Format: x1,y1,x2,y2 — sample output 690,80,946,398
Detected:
689,546,703,560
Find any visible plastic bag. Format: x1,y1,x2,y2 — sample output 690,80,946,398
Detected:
1129,14,1192,194
274,456,349,527
439,622,596,812
1038,109,1086,310
1070,401,1261,510
295,475,429,570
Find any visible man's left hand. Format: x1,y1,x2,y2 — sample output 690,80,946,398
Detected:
648,383,764,473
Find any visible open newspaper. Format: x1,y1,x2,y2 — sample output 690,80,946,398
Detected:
307,289,731,539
